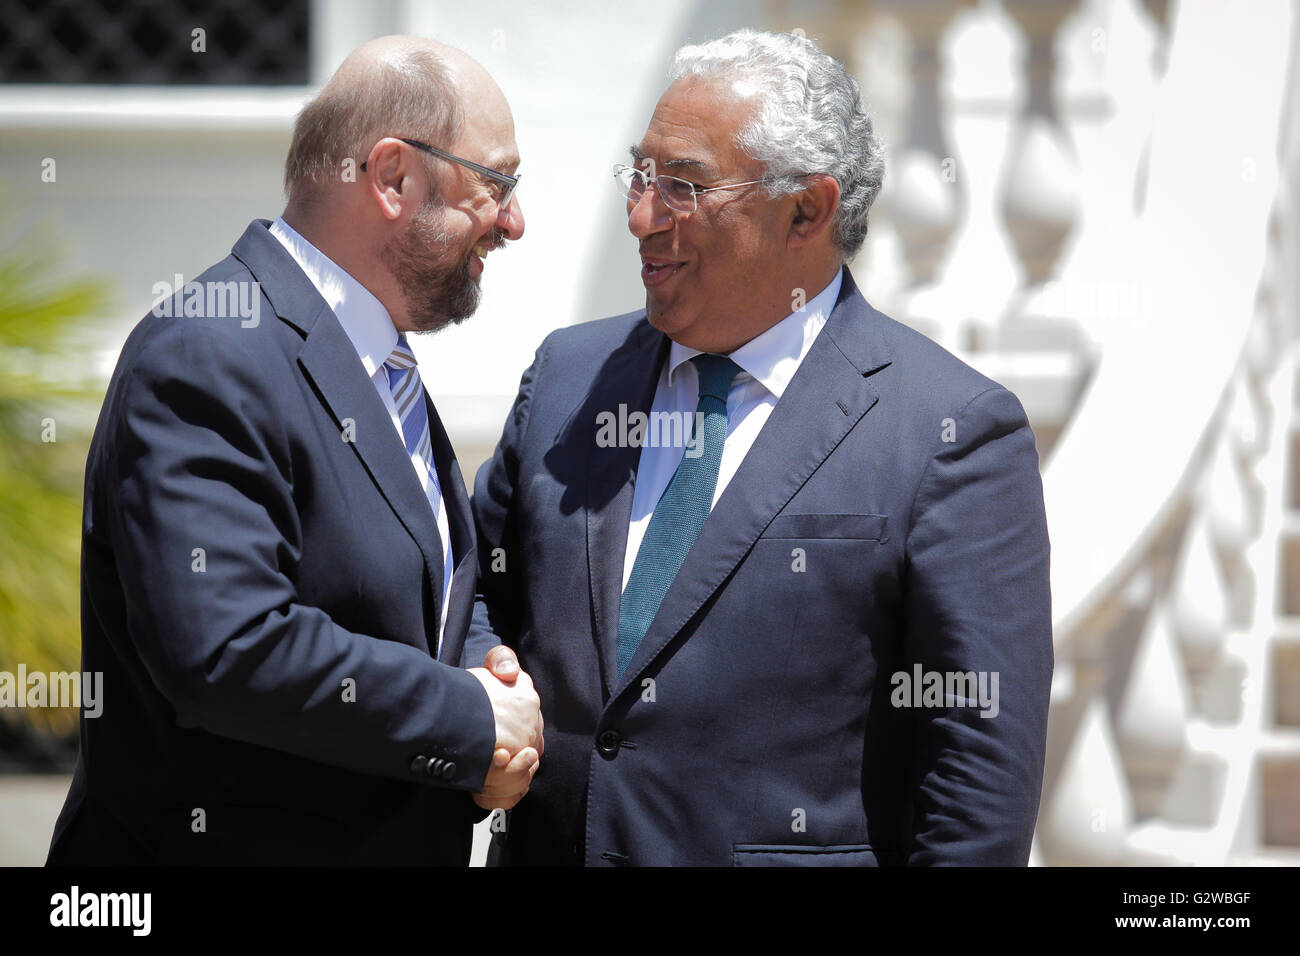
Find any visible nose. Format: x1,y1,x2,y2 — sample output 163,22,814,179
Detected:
627,186,671,240
498,196,524,240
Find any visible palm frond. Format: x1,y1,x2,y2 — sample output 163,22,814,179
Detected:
0,209,113,739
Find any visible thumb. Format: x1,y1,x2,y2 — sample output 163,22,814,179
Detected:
484,645,520,682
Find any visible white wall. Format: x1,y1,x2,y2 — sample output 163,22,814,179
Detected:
0,0,768,478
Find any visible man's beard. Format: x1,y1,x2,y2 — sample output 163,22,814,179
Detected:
381,199,489,334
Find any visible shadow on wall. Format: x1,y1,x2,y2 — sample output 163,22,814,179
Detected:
577,1,774,326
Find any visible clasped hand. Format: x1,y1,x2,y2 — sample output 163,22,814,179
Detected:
468,646,544,811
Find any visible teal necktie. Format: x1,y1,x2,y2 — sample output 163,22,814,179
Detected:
616,353,742,677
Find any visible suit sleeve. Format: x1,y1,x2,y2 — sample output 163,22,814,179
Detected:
901,385,1053,865
107,327,497,792
462,343,544,669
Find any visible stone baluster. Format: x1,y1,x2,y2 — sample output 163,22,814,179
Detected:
871,0,974,348
997,0,1083,346
1169,512,1232,670
1112,605,1190,816
1039,695,1134,864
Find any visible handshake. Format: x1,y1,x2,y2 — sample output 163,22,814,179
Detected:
468,646,544,811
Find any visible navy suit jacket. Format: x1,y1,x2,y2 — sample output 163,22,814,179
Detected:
47,220,496,865
466,269,1053,866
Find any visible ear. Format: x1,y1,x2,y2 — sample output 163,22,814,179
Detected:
363,137,426,223
787,173,840,250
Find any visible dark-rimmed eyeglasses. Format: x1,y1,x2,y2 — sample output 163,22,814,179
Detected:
613,163,765,213
362,138,520,210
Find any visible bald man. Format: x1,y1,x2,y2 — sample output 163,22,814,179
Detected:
46,36,542,865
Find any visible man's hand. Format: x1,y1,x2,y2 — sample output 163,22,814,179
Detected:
469,646,544,811
472,745,539,811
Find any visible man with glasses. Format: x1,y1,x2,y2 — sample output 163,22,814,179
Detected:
469,29,1052,865
47,35,542,865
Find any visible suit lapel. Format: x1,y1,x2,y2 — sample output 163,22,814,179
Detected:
425,394,476,663
608,271,892,702
581,322,670,696
232,221,447,656
297,322,447,654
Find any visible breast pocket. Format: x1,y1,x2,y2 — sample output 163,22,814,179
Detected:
742,511,897,661
760,512,888,541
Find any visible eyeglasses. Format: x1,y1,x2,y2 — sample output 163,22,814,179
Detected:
362,138,520,210
613,163,765,213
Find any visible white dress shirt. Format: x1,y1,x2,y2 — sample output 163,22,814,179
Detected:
269,217,455,654
622,269,844,591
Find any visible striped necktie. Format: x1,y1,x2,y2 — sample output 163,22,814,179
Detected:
616,353,742,677
384,334,451,646
385,335,434,468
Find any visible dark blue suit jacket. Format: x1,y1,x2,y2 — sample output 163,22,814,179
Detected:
47,220,496,865
466,269,1052,865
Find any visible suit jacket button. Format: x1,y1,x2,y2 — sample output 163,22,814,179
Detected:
442,761,456,778
410,755,429,774
427,758,445,777
597,730,621,756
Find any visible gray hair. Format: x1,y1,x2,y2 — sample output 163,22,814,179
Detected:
284,46,462,202
671,29,884,260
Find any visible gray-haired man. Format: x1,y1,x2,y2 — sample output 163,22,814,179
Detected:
469,29,1052,866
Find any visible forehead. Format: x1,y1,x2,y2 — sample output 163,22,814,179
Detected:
635,77,761,176
450,81,520,171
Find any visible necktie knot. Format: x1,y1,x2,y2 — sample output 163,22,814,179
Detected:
386,334,418,372
691,353,741,404
384,333,429,458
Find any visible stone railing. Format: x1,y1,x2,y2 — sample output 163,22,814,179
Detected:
764,0,1298,864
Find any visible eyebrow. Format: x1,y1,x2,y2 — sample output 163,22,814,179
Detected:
629,144,716,179
665,157,715,176
469,144,519,176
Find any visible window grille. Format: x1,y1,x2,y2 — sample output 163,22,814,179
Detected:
0,0,310,85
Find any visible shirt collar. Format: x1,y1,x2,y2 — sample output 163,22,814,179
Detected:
269,216,399,378
666,268,843,401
